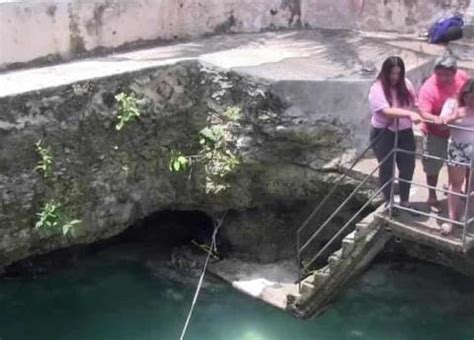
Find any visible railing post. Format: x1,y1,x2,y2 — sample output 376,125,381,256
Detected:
462,147,474,248
296,232,301,292
388,120,399,218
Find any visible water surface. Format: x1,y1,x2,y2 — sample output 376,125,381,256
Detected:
1,247,473,340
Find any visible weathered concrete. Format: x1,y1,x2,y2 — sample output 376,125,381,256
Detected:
390,238,474,277
1,0,470,69
463,0,474,38
302,0,470,33
0,0,300,69
209,259,299,310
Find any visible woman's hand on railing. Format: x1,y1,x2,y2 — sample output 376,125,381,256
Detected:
409,112,422,124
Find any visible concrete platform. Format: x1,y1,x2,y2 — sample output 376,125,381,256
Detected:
351,145,473,253
208,259,298,311
0,30,438,98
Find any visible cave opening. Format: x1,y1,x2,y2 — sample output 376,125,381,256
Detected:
1,210,216,279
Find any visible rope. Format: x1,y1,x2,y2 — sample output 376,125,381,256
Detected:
179,211,227,340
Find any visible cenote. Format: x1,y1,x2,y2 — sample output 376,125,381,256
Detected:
1,211,474,340
3,2,474,339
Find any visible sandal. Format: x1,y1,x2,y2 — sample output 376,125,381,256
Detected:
441,223,453,236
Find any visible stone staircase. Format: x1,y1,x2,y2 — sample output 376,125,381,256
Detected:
287,207,391,318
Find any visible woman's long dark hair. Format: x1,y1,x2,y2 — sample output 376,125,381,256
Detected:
376,56,414,108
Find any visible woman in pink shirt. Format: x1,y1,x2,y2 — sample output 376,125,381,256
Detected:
439,78,474,235
368,56,421,212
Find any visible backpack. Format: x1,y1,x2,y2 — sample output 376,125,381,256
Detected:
428,15,464,44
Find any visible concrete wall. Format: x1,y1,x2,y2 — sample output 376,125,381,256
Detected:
0,0,470,69
0,0,299,69
302,0,470,32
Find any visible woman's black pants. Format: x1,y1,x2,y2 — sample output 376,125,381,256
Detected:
370,127,416,203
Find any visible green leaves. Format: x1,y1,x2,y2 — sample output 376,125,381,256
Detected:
35,200,60,230
199,126,224,146
62,219,82,236
199,127,217,143
34,141,79,237
35,200,81,236
168,106,242,194
34,139,54,178
168,150,189,172
115,92,141,131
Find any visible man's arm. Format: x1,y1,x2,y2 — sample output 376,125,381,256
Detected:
419,110,443,124
418,85,442,124
439,98,459,124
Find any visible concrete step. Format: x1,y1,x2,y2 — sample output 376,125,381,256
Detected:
355,224,371,241
300,280,316,301
317,265,331,278
342,233,355,258
288,216,392,318
355,214,376,240
328,249,343,273
299,267,331,301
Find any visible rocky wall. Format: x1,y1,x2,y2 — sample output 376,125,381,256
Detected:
0,60,366,267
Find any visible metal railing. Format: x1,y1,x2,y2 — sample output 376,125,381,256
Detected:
295,117,474,290
296,129,393,287
389,118,474,247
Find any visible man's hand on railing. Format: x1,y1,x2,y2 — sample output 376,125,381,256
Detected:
432,116,444,125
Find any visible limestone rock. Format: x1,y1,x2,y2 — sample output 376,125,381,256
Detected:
0,61,364,267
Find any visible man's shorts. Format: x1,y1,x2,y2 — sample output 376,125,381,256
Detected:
422,134,448,176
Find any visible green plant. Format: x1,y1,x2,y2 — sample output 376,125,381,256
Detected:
115,92,141,130
35,200,81,236
35,140,54,178
169,150,189,172
61,219,82,236
168,108,241,194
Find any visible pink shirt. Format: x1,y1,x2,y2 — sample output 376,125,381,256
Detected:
440,99,474,144
368,78,416,131
418,70,469,137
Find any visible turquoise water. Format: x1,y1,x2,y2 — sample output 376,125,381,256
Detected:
1,248,473,340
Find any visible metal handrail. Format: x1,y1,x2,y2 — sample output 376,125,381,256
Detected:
396,148,470,168
394,118,474,248
296,129,390,287
391,203,465,227
397,178,467,198
296,116,474,290
296,128,387,235
296,148,395,289
422,118,474,133
299,149,394,253
303,180,392,272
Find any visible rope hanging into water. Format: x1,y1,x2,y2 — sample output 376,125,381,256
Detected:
179,211,227,340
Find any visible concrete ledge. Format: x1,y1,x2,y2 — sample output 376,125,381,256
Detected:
208,259,299,311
